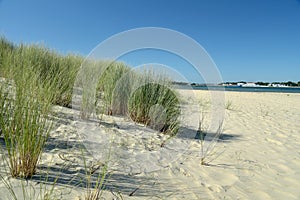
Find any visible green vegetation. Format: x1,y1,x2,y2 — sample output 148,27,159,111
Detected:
79,63,181,135
0,37,83,107
255,81,269,86
128,75,180,135
220,81,300,87
1,38,181,135
0,37,181,181
97,61,130,115
196,115,223,166
97,67,181,135
78,147,110,200
259,81,299,87
0,69,51,178
0,168,59,200
225,100,234,110
16,44,82,107
0,37,84,178
0,43,55,178
194,99,224,165
0,37,15,77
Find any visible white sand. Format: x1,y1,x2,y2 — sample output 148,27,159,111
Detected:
160,90,300,199
0,90,299,199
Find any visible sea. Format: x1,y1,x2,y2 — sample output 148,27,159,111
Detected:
177,85,300,93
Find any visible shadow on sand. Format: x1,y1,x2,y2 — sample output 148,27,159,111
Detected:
0,118,242,198
177,126,242,143
36,135,176,198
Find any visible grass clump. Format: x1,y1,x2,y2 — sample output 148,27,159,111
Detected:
97,61,130,115
82,62,181,135
82,155,109,200
225,100,234,110
196,116,223,166
0,37,83,108
0,171,59,200
0,37,15,76
0,38,66,178
15,44,82,107
194,99,224,165
0,67,52,178
128,72,181,135
0,37,184,198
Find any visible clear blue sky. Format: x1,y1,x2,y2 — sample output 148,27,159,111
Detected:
0,0,299,83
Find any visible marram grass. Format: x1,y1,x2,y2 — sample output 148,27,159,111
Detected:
128,81,180,135
1,38,82,108
97,61,130,115
0,37,182,178
0,67,52,178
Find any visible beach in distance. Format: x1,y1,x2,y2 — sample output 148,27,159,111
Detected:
1,89,299,199
177,85,300,93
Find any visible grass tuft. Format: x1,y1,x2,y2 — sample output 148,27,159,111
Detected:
128,82,180,135
0,66,52,178
97,61,130,115
0,37,183,198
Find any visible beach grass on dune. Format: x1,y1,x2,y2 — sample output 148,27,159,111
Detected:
99,67,181,135
1,37,82,108
127,71,181,135
97,61,130,115
0,38,78,178
79,60,181,135
1,37,182,136
0,37,15,77
0,37,182,197
15,44,82,107
0,66,53,178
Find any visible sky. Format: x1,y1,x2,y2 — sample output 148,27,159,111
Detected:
0,0,299,83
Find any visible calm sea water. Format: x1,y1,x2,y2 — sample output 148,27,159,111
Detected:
176,85,300,93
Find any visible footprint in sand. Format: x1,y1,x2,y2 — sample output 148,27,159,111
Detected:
201,182,223,193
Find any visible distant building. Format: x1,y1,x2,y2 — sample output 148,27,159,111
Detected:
269,83,288,87
243,82,257,87
236,82,258,87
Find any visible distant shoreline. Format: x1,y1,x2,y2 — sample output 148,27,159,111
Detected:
175,85,300,93
173,81,300,88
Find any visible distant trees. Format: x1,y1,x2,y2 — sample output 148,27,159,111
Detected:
257,81,299,87
285,81,298,87
255,82,269,86
220,81,300,87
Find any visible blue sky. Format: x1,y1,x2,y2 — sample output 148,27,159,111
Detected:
0,0,299,83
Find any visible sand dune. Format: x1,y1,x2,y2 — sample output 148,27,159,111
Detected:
0,90,299,199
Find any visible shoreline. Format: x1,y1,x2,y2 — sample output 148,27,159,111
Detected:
174,85,300,94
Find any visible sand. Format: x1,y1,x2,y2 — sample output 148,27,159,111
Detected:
0,90,299,199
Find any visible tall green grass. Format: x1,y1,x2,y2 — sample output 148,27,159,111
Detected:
127,71,181,135
0,38,82,107
0,37,182,177
80,61,181,136
0,37,82,178
15,44,82,107
0,67,52,178
0,37,15,76
99,67,181,135
97,61,130,115
81,149,110,200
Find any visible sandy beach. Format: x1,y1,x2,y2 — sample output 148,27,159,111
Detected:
165,90,300,199
0,90,299,199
